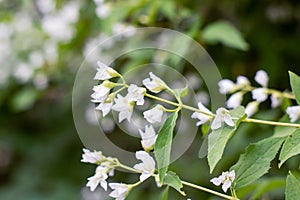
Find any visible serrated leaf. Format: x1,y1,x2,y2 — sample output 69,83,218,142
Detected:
208,106,246,173
286,172,300,200
201,20,249,51
164,171,186,196
289,71,300,105
231,137,285,189
279,129,300,168
173,85,188,98
154,112,178,183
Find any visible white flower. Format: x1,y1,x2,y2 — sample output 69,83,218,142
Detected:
127,84,146,105
255,70,269,87
81,148,103,164
94,61,118,80
218,79,236,94
143,105,164,123
86,166,109,191
133,151,156,182
142,72,168,93
95,3,111,19
226,92,243,109
286,106,300,122
245,101,259,117
112,94,134,122
211,108,235,130
109,183,130,200
271,93,282,108
91,83,110,103
139,125,157,151
252,88,268,102
210,170,235,193
236,76,250,87
96,101,113,117
191,102,213,126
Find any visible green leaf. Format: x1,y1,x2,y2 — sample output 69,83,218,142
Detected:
286,172,300,200
161,186,169,200
154,112,178,183
273,115,297,137
231,137,285,189
289,71,300,105
208,106,246,173
164,171,186,196
279,129,300,168
173,85,189,98
11,87,39,111
201,20,249,51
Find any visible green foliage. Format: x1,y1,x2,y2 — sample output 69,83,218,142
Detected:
231,137,285,189
201,20,249,51
11,87,39,111
208,106,246,173
286,172,300,200
154,112,178,183
279,129,300,168
173,85,189,98
289,71,300,105
164,171,186,196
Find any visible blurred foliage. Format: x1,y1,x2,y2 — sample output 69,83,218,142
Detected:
0,0,300,199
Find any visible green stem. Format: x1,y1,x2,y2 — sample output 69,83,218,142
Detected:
181,181,239,200
144,92,300,128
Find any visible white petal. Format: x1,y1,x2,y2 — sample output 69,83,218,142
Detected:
226,92,243,109
255,70,269,87
211,116,222,130
222,180,231,192
286,106,300,122
245,101,259,117
236,76,250,87
143,105,164,123
252,88,268,102
218,79,236,94
210,177,222,186
224,114,235,127
271,93,282,108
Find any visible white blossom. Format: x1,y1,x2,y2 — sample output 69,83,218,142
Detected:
96,3,111,19
255,70,269,87
211,108,235,130
218,79,236,94
210,170,235,193
81,148,103,164
143,105,164,123
286,106,300,122
112,94,134,122
236,76,250,87
245,101,259,117
87,166,109,191
109,183,130,200
142,72,168,93
94,61,118,80
271,93,282,108
91,84,110,103
96,101,113,117
226,92,243,109
133,151,156,182
139,125,157,151
191,102,212,126
127,84,146,105
252,88,268,102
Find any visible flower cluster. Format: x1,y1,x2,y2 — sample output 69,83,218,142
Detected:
218,70,298,121
81,148,156,199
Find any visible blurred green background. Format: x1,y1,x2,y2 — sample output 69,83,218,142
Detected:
1,0,300,199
